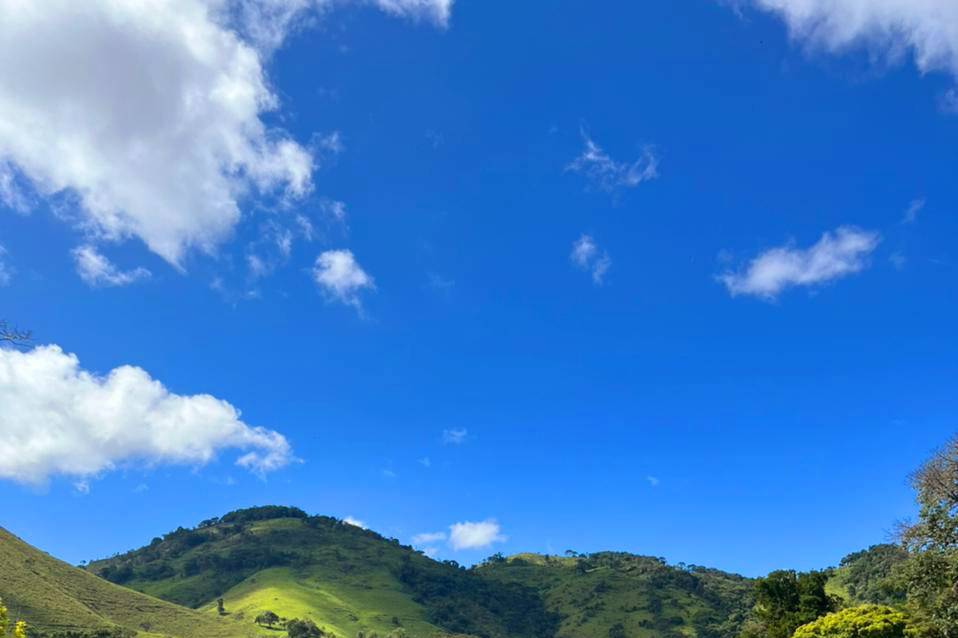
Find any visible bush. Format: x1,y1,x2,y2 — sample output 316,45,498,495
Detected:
792,605,910,638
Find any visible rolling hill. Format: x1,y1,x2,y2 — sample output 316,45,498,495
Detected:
0,526,244,638
88,506,756,638
88,507,555,638
476,552,754,638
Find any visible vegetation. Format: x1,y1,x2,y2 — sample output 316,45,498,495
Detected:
89,507,554,638
792,605,911,638
477,551,754,638
830,546,909,606
897,435,958,638
0,526,239,638
738,570,839,638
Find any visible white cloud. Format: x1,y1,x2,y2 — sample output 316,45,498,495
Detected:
570,234,611,285
72,245,151,288
567,130,658,193
890,251,907,270
0,344,294,485
646,475,660,487
737,1,958,83
422,546,440,558
343,516,367,529
412,531,447,544
73,480,91,495
448,519,506,550
903,197,925,223
0,0,451,269
418,456,432,467
0,244,11,286
312,249,375,309
718,226,880,300
319,197,348,222
442,428,468,445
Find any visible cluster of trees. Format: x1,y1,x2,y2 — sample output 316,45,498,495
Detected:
737,434,958,638
0,597,29,638
254,611,330,638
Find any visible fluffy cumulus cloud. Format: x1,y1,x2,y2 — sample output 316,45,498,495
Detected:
718,226,880,299
0,0,452,269
448,519,506,550
570,234,611,285
567,130,658,194
72,245,151,287
738,1,958,82
0,345,294,485
312,249,375,309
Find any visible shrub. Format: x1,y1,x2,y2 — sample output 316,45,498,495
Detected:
792,605,910,638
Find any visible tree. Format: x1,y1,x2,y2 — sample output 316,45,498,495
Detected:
739,570,839,638
217,598,226,615
898,435,958,637
1,597,8,635
256,611,280,628
13,620,27,638
286,618,325,638
792,605,910,638
0,320,30,346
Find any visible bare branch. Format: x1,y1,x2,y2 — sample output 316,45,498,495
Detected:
0,319,31,346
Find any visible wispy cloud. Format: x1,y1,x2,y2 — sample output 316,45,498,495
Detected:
0,244,11,286
646,475,660,487
442,428,468,445
566,129,658,194
903,198,925,224
733,1,958,102
570,234,611,285
413,531,447,544
718,226,880,300
72,245,150,288
418,457,432,468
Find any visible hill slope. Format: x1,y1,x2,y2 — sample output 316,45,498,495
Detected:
476,552,754,638
88,507,555,638
0,526,243,638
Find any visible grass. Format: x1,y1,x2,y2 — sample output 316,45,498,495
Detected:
0,527,246,638
203,566,438,638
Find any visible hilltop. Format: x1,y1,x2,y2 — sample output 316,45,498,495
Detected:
88,506,758,638
0,526,243,638
88,506,555,638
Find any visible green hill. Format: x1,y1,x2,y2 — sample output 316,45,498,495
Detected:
825,544,909,606
0,526,244,638
475,552,754,638
88,507,555,638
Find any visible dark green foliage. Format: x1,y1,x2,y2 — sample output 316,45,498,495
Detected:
835,545,908,605
739,570,839,638
396,555,559,638
285,619,326,638
219,507,309,525
479,552,754,638
255,611,279,628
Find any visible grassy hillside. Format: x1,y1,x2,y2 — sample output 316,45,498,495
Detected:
0,526,244,638
88,507,555,638
476,552,754,638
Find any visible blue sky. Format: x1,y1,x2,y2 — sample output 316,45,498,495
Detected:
1,0,957,577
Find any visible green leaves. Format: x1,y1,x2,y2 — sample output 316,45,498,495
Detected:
792,605,911,638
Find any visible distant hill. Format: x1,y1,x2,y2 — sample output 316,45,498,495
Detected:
476,552,754,638
0,526,242,638
826,544,909,606
88,506,556,638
